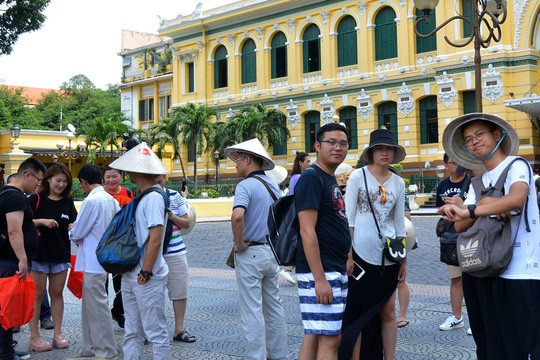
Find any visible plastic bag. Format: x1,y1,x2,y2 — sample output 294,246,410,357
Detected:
67,255,83,299
0,274,35,330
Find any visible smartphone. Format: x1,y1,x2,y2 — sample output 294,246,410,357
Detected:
352,261,366,281
182,180,187,192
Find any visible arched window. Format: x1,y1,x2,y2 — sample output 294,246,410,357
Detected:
302,24,321,73
374,7,397,60
241,39,257,84
419,96,438,144
271,32,288,79
339,107,358,149
377,101,398,140
305,111,321,152
337,16,358,67
462,0,474,38
214,45,228,89
416,8,437,53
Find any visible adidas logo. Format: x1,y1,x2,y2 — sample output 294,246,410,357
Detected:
460,239,478,258
461,257,482,267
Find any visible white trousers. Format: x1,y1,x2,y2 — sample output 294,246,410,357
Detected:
122,277,169,360
235,245,288,360
81,273,118,358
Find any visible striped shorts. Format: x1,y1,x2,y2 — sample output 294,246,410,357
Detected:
297,272,348,335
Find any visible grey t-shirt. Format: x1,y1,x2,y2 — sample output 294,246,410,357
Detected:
233,172,280,243
124,185,169,282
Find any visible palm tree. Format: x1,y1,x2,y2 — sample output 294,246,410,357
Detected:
152,118,187,179
172,103,217,190
79,116,128,164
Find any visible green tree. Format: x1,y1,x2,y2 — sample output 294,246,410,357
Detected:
0,86,41,129
0,0,50,55
78,116,128,163
153,118,187,179
171,103,217,190
34,91,69,130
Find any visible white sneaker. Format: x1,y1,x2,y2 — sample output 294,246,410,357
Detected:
279,269,296,284
439,315,464,330
467,327,473,335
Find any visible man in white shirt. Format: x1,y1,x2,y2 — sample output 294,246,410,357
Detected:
108,143,170,360
439,113,540,360
68,164,120,360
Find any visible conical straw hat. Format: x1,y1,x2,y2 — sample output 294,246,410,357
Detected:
265,165,288,184
224,138,275,170
109,142,169,175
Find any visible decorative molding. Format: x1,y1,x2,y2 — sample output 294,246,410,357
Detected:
197,41,204,53
420,68,429,76
437,71,457,108
357,88,373,120
286,99,300,129
287,19,296,32
256,27,264,40
400,0,405,7
358,2,367,17
482,64,503,102
514,0,531,49
226,108,235,120
397,82,414,115
378,74,387,82
216,37,222,44
320,94,335,124
321,11,329,25
339,80,347,88
227,34,235,48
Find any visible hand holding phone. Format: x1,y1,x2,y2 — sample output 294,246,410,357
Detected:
182,180,187,192
352,261,365,281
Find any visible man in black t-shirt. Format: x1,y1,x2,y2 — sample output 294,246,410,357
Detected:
295,123,351,360
0,158,46,359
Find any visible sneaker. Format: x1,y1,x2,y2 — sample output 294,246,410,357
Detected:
467,327,473,335
439,315,464,330
15,349,31,359
40,318,54,330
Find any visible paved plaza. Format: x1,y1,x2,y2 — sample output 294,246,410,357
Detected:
14,216,477,359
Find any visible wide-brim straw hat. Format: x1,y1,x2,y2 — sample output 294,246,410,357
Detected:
335,163,353,187
180,203,196,236
109,142,169,175
265,165,288,185
361,128,406,164
224,138,275,171
442,113,519,170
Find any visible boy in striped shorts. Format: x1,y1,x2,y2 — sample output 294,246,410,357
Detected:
294,123,352,359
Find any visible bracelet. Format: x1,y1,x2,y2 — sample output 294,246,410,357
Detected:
137,270,153,282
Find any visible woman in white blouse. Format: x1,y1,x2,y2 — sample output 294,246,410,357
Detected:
339,127,407,360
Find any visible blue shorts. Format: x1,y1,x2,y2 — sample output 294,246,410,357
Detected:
297,272,348,335
31,261,70,275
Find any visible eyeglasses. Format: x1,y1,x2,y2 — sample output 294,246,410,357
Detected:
320,140,349,149
379,185,387,205
231,157,247,164
27,172,42,183
464,130,491,147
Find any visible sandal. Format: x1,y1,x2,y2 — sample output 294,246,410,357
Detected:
53,335,70,349
397,320,410,328
28,337,52,352
173,329,197,343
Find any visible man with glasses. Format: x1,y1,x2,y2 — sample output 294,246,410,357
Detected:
0,158,46,359
435,154,471,333
294,123,351,360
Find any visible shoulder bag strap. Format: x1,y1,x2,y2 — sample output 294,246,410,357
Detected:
459,175,471,200
471,176,485,200
362,168,382,240
253,176,278,202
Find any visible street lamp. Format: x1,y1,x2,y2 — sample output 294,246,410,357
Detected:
413,0,507,112
56,132,87,171
213,150,220,186
10,124,21,150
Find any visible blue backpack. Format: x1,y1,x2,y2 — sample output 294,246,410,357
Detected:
96,187,169,274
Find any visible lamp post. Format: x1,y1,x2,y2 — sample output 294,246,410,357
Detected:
10,124,21,150
56,132,87,171
213,150,220,186
413,0,507,112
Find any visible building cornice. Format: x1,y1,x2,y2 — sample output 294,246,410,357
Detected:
120,73,173,88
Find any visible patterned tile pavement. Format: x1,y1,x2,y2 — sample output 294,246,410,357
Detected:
14,216,477,359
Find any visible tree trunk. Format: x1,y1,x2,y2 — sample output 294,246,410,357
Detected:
193,144,198,191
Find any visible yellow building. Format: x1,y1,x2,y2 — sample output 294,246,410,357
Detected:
120,0,540,181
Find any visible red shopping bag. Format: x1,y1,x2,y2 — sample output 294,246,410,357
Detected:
0,274,35,330
67,255,83,299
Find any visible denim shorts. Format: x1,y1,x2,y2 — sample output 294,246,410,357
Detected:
31,261,70,274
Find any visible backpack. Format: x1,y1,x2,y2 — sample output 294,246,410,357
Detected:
96,187,169,274
457,157,531,277
162,188,174,255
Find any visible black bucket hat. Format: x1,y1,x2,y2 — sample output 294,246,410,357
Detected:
361,128,406,164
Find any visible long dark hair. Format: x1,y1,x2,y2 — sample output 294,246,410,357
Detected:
39,163,73,199
292,152,309,176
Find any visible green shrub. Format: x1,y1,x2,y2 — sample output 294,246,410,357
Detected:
403,177,410,188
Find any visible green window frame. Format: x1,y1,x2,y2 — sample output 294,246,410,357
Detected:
416,8,437,53
462,90,476,114
214,45,228,89
377,101,398,141
187,140,196,162
187,62,195,93
375,7,398,61
305,111,320,153
241,39,257,84
339,107,358,149
273,128,287,156
302,24,321,73
420,96,439,144
138,100,146,122
337,16,358,67
271,32,288,79
462,0,474,38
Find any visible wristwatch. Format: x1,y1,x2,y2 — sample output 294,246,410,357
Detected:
468,204,477,219
137,270,153,282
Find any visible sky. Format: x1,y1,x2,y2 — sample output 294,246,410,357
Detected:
0,0,236,90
